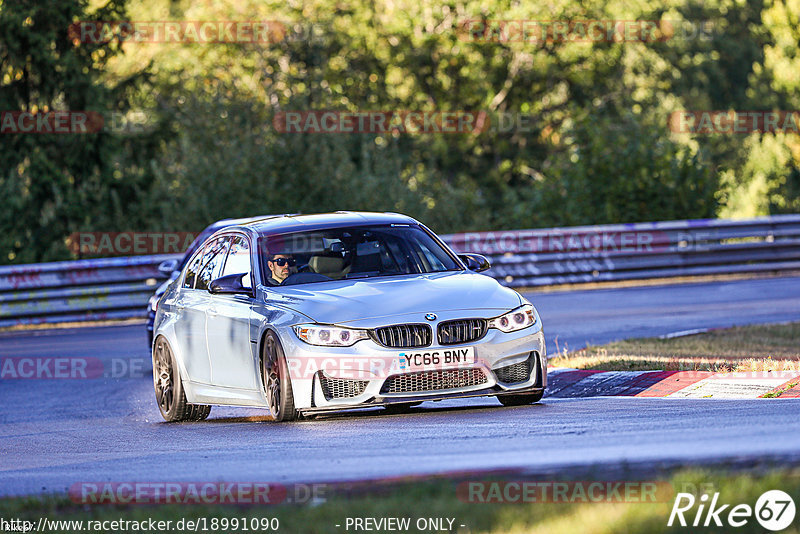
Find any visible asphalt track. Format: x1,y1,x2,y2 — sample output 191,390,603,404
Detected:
1,276,799,497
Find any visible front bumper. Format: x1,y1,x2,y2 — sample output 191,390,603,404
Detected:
280,322,546,411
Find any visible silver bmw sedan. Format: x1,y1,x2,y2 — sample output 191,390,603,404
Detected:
152,211,546,422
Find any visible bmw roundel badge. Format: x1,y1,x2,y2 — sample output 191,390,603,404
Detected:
425,313,437,321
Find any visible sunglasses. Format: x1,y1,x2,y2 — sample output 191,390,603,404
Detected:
270,257,296,267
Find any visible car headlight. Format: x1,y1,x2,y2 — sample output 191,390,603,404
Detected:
488,304,537,333
293,324,370,347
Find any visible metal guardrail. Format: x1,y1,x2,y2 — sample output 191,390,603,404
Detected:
442,214,800,287
0,215,798,327
0,254,180,328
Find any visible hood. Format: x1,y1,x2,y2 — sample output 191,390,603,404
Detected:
264,271,522,325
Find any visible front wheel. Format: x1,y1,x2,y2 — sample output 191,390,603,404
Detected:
262,332,297,422
152,336,211,422
496,390,544,407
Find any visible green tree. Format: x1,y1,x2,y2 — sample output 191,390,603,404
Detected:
0,0,155,263
539,112,716,225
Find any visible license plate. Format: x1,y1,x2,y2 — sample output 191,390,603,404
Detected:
398,347,475,370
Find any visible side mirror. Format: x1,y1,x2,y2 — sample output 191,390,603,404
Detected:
157,259,179,276
458,253,491,273
209,274,252,295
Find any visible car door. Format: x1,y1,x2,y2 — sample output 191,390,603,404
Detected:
172,242,214,384
181,236,229,384
206,234,259,390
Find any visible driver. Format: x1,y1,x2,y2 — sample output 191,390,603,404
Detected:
266,254,296,285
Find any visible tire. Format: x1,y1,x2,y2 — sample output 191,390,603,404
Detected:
187,404,212,421
383,402,422,414
262,331,297,422
152,336,212,422
496,390,544,407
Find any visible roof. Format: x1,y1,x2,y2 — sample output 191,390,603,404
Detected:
240,211,419,236
205,214,283,231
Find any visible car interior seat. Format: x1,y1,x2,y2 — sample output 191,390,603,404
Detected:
308,255,352,279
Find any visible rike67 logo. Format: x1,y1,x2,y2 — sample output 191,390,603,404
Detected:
669,489,796,531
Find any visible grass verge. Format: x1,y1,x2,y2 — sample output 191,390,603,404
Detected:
2,469,799,533
550,322,800,372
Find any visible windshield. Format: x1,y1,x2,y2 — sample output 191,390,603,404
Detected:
258,225,461,286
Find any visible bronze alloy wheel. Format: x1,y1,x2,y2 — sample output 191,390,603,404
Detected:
152,336,211,422
262,332,297,422
153,338,175,416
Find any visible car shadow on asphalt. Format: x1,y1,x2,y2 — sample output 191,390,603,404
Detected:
301,401,550,422
170,401,551,425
